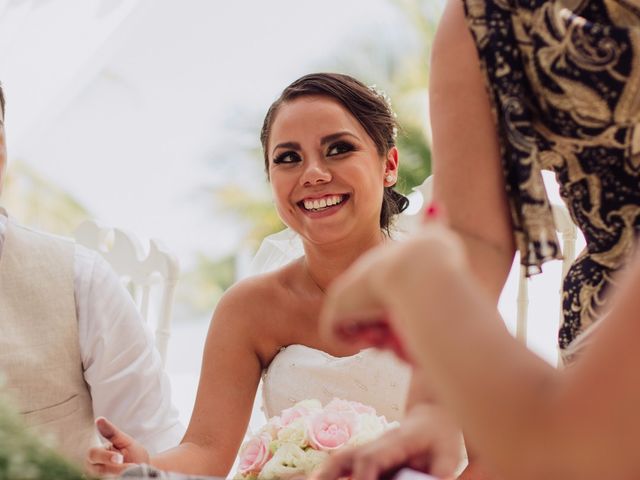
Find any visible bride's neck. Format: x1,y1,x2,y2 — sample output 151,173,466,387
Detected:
302,230,387,291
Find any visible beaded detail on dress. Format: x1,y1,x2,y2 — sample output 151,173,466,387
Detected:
261,345,410,422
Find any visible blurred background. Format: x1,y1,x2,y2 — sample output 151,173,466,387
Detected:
0,0,581,426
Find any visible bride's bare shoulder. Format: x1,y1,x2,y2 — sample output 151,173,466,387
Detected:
213,260,300,318
208,262,303,361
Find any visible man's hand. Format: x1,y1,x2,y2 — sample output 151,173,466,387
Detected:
85,417,150,476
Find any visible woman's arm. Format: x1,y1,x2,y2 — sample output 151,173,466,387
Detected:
430,0,515,302
375,231,640,480
408,0,516,410
86,277,270,477
403,0,518,458
150,278,267,475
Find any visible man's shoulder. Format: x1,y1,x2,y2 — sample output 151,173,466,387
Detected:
8,220,75,247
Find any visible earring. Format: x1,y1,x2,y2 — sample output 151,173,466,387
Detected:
385,174,395,183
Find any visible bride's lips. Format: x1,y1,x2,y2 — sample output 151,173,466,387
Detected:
297,194,350,218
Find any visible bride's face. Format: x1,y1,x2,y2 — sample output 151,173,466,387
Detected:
267,95,396,244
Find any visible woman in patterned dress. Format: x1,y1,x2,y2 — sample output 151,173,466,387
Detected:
313,0,640,479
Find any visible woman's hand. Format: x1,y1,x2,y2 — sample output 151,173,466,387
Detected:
310,403,462,480
85,417,150,477
320,218,468,366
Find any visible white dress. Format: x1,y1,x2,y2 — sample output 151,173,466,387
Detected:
261,344,411,422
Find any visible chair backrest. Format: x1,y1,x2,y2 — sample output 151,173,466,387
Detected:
73,219,180,366
398,175,577,356
515,204,577,348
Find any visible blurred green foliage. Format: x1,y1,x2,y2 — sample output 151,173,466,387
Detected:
0,392,88,480
2,160,90,236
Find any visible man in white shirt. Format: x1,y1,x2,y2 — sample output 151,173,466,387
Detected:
0,83,184,464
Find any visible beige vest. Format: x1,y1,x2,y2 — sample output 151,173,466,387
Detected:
0,222,98,465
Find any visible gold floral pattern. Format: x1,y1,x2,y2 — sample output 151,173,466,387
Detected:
462,0,640,349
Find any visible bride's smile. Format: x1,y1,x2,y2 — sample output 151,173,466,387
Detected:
298,193,349,217
266,95,397,245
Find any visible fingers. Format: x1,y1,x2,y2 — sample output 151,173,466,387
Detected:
85,446,129,477
428,440,461,479
310,446,358,480
320,249,390,342
423,201,448,224
321,262,412,363
96,416,134,450
351,432,409,480
313,404,463,480
312,428,408,480
87,446,124,465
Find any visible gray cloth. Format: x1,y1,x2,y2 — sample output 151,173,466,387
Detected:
121,464,224,480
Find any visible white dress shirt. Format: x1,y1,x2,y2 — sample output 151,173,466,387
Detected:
0,213,185,454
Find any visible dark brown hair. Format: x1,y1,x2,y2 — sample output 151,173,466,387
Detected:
260,73,408,231
0,82,5,120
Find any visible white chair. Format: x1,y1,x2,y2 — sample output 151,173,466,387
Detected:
74,219,180,366
515,204,577,346
399,176,577,351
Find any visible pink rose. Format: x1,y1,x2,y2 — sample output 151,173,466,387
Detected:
280,406,308,427
308,411,356,451
280,400,322,427
238,433,272,474
325,398,376,416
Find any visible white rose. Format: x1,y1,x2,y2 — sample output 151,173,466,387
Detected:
257,443,307,480
385,419,400,430
299,448,329,474
277,417,309,448
293,399,322,411
233,472,257,480
347,413,386,446
259,416,282,437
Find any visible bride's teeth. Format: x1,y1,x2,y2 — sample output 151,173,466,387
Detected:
302,195,345,211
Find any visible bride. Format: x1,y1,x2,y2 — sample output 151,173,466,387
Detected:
85,72,412,477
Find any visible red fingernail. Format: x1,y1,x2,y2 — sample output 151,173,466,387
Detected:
424,201,440,221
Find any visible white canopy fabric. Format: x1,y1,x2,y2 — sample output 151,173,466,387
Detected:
0,0,145,148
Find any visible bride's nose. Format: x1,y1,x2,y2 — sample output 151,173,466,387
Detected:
300,157,331,186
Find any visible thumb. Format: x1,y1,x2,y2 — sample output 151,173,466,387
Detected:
429,447,461,479
95,417,134,450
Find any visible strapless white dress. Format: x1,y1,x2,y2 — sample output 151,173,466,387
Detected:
261,344,411,422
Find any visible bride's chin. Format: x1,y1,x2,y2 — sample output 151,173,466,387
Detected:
299,229,352,247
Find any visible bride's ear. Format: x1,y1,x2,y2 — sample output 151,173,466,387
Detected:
384,147,399,187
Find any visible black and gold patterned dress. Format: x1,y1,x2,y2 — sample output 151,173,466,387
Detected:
461,0,640,354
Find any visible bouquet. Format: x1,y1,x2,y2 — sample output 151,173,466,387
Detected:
235,398,399,480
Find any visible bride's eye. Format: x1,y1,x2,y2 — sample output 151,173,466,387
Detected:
273,151,301,164
327,141,355,157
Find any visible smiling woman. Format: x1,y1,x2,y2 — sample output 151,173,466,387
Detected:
261,73,409,236
85,73,413,478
